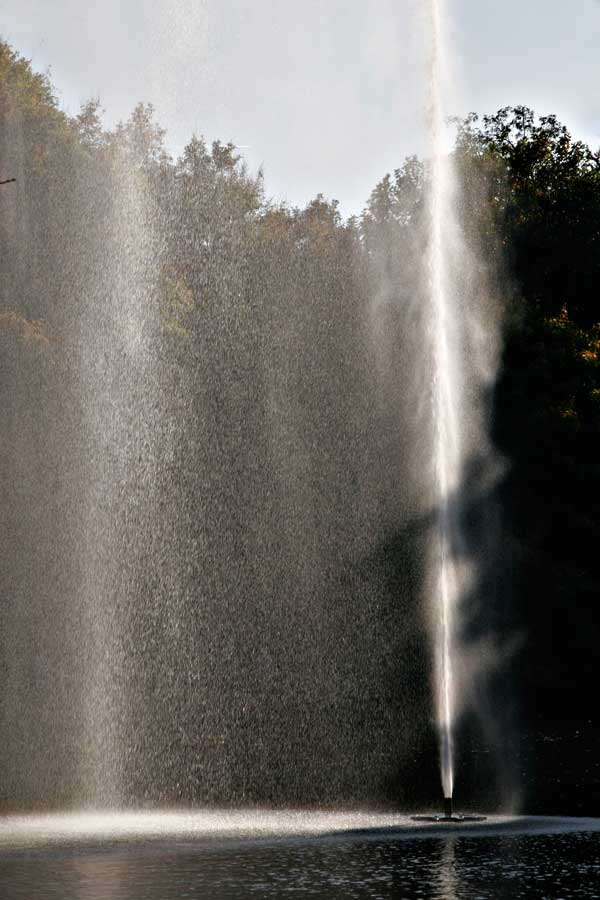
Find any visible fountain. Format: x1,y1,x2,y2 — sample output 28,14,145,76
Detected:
1,9,600,899
416,0,500,819
426,0,460,805
425,0,465,818
0,0,507,818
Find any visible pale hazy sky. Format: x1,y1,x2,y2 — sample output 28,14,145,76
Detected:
1,0,599,215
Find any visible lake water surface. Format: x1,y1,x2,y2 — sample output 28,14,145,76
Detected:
1,813,598,899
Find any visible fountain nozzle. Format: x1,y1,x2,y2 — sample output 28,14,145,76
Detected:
411,796,486,823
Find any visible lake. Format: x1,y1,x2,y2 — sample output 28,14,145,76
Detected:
0,813,598,899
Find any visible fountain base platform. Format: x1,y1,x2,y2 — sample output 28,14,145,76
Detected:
411,797,487,823
411,813,487,823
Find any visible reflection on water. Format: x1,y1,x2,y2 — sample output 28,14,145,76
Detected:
438,837,458,900
0,832,599,899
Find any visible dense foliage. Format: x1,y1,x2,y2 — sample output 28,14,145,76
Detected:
460,108,600,723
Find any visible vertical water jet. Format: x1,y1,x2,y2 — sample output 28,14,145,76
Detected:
426,0,462,803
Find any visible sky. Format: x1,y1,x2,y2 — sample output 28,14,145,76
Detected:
0,0,599,215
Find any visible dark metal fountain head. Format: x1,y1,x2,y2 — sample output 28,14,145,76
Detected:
411,795,487,824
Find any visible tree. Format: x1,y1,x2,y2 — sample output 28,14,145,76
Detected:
461,108,600,725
